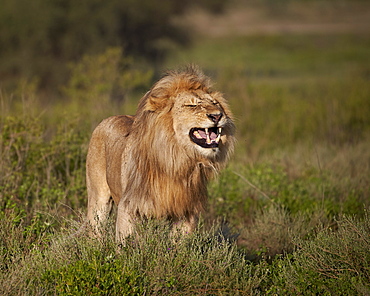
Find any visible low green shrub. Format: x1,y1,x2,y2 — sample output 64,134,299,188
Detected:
41,259,144,295
209,163,367,225
1,219,265,295
0,115,88,222
262,211,370,295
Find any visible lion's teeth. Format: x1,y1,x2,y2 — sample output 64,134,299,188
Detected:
206,135,211,144
215,133,221,143
193,130,202,139
214,127,222,143
205,128,211,144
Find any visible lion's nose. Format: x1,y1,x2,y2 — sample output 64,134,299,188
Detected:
207,113,223,124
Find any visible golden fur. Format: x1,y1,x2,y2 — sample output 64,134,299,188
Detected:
86,66,235,241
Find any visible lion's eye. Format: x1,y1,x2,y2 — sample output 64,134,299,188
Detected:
184,103,197,107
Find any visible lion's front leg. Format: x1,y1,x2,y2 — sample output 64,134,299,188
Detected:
116,200,134,243
171,215,198,236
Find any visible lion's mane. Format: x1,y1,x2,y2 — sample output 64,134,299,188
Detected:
121,67,234,219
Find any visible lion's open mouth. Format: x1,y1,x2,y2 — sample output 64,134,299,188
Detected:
189,127,222,148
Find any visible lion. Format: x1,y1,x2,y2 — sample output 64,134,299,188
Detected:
86,65,235,242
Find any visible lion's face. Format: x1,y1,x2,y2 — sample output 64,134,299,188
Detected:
172,90,233,158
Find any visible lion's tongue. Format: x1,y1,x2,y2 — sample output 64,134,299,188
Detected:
196,129,217,140
192,128,221,147
198,130,207,139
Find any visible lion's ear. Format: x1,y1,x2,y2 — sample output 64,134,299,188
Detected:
145,88,171,111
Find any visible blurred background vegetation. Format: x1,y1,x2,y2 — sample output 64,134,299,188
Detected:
0,0,224,92
0,0,370,294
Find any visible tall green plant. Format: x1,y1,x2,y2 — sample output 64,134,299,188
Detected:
62,47,152,120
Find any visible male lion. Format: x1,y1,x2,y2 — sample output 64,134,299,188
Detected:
86,66,235,242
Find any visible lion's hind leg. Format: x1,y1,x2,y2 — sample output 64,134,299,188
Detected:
86,172,113,237
86,123,115,237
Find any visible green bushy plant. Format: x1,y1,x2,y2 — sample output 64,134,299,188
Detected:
1,219,265,295
0,115,87,220
0,208,55,278
124,220,264,295
0,0,228,90
209,163,367,225
42,259,144,295
62,47,152,120
263,211,370,295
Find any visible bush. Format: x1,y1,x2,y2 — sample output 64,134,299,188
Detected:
0,114,88,223
42,259,144,295
264,211,370,295
62,47,152,121
0,0,227,90
1,219,265,295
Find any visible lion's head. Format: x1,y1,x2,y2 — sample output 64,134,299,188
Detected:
134,66,235,164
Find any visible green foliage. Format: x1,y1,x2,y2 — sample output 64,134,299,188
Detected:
0,114,88,222
3,214,369,295
1,219,264,295
0,0,227,89
263,212,370,295
42,259,144,295
209,163,367,225
120,220,264,294
62,47,152,120
0,209,54,275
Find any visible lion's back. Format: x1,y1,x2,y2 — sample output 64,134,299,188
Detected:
88,115,134,158
97,115,134,139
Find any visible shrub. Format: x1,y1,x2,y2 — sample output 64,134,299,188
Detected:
0,0,227,90
264,211,370,295
0,115,88,221
62,47,152,120
41,259,144,295
1,218,266,295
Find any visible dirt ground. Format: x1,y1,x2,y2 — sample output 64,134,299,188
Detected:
179,1,370,36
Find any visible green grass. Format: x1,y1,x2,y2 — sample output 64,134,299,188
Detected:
1,27,370,295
